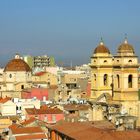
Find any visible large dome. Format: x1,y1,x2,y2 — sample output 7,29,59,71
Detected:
94,41,110,54
118,39,134,54
4,55,31,72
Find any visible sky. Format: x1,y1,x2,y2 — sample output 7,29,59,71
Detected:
0,0,140,66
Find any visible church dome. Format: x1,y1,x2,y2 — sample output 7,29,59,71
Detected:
118,39,134,54
94,40,110,54
4,54,31,72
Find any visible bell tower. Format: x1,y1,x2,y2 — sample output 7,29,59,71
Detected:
90,39,113,100
113,38,139,101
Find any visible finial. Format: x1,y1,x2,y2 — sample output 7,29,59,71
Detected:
100,37,104,45
124,33,128,44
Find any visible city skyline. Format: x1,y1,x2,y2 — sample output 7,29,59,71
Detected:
0,0,140,66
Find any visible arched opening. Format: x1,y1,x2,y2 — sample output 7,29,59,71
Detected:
128,74,133,88
104,74,108,86
117,75,120,88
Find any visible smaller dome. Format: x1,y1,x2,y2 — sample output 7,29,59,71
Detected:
94,41,110,54
118,39,134,54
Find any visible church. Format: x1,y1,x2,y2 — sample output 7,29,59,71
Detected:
0,54,32,98
90,38,140,127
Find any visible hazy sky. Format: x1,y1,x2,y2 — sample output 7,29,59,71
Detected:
0,0,140,66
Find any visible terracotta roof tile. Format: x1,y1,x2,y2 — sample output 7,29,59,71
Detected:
4,58,31,72
0,97,11,103
48,121,140,140
21,117,37,125
11,126,43,134
15,134,47,140
26,107,63,115
9,123,21,129
34,72,46,76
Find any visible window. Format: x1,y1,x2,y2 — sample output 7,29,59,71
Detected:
45,115,48,122
104,60,107,63
104,74,108,86
128,75,133,88
93,74,96,86
67,91,70,95
52,115,56,122
21,85,24,89
9,74,12,78
117,75,120,88
128,60,132,64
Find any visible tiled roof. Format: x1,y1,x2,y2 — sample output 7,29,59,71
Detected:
0,97,11,103
4,58,31,72
11,126,43,134
34,71,46,76
21,117,36,125
9,123,21,129
25,107,63,115
15,134,47,140
94,42,110,54
48,121,140,140
64,104,89,111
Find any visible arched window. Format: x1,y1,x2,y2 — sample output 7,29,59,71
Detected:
104,74,108,86
128,60,132,64
117,75,120,88
128,74,133,88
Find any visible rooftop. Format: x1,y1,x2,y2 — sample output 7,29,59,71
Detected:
25,107,63,115
11,126,43,134
15,134,47,140
47,121,140,140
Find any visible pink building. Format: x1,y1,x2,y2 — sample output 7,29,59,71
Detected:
21,88,49,100
25,106,64,124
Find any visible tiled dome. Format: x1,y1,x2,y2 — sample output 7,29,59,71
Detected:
118,39,134,54
94,41,110,54
4,55,31,72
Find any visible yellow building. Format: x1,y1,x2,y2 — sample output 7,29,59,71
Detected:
32,71,58,86
90,38,140,126
90,38,139,102
90,40,113,99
